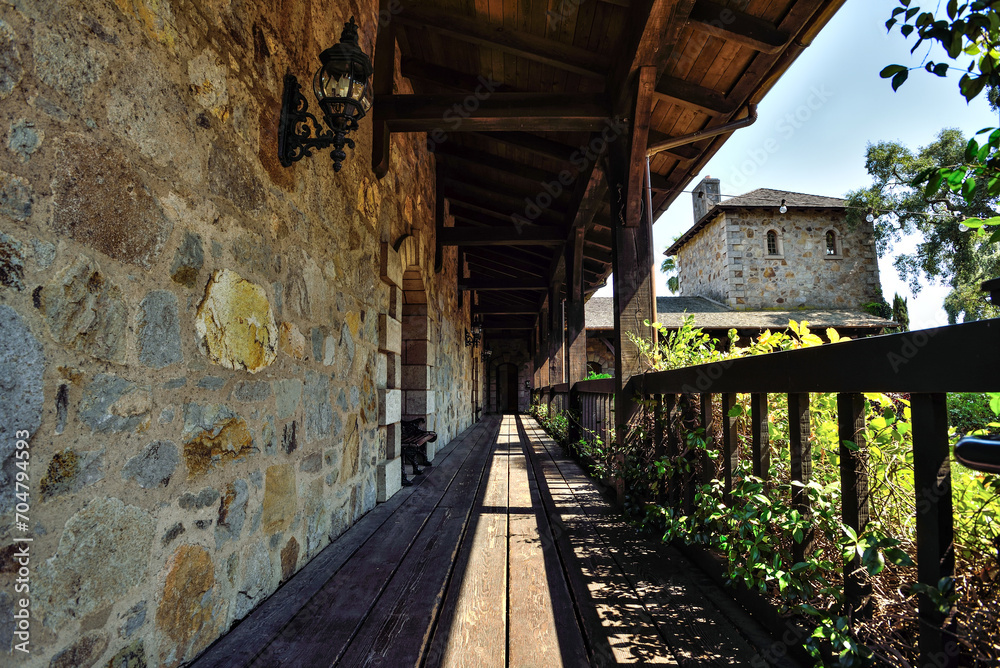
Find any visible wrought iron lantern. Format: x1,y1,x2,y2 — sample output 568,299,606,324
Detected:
465,316,483,347
278,17,373,172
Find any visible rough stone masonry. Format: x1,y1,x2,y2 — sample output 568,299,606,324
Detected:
0,0,476,665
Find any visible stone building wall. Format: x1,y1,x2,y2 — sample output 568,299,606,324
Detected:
586,335,614,376
675,214,729,304
674,209,880,310
0,0,475,665
485,338,531,413
728,209,881,310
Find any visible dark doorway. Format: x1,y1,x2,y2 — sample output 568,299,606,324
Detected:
496,363,518,413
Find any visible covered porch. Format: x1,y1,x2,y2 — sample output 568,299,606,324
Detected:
193,415,788,666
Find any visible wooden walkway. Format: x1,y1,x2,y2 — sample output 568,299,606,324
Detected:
193,415,799,667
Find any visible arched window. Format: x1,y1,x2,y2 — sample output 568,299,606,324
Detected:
825,230,839,256
766,230,780,256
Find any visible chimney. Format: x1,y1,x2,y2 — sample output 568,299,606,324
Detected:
692,176,721,222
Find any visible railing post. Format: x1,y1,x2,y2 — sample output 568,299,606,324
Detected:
653,394,666,506
721,393,739,502
750,393,770,479
788,393,813,564
700,393,714,479
838,392,872,622
665,394,679,507
911,393,957,668
568,383,581,449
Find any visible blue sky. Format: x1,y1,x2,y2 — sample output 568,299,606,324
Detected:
597,0,1000,330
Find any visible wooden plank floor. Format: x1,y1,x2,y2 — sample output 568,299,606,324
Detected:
192,415,801,668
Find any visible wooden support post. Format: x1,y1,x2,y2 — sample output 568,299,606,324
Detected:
371,0,394,178
653,394,666,506
838,392,872,623
750,393,769,479
721,393,739,502
548,286,565,402
566,233,587,448
665,394,678,507
607,71,656,505
788,393,812,564
911,393,956,668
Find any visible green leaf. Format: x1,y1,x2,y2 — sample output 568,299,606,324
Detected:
880,64,908,79
988,228,1000,244
885,547,915,567
892,69,910,91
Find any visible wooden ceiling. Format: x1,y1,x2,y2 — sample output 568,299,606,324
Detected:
371,0,848,334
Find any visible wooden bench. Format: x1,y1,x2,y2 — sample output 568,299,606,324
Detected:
400,418,436,486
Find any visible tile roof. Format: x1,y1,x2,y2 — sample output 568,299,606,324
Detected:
586,296,894,331
666,188,847,255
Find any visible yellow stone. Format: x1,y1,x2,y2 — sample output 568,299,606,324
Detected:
183,416,254,478
195,269,277,373
156,545,221,667
279,321,306,359
262,464,296,533
345,311,361,338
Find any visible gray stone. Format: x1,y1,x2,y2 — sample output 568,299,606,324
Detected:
120,601,146,639
40,256,128,363
34,96,68,120
0,169,31,221
304,371,332,443
55,384,68,435
106,639,145,668
0,591,12,652
8,119,41,162
170,230,204,287
323,334,337,366
250,469,263,489
234,540,272,620
232,235,279,276
0,306,44,514
122,441,179,488
311,327,326,361
272,281,283,317
158,408,175,424
161,522,185,547
211,240,223,258
350,385,360,409
138,290,182,369
36,497,154,628
163,377,187,389
210,144,265,213
274,378,303,419
233,381,271,402
261,416,276,455
300,453,322,473
79,374,150,433
33,25,107,102
39,448,104,499
336,389,348,412
181,402,237,435
31,239,56,269
282,421,297,454
178,487,220,510
0,231,24,290
0,20,22,99
340,323,355,369
198,376,226,390
215,478,248,548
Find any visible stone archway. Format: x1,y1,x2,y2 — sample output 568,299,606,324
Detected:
400,265,436,459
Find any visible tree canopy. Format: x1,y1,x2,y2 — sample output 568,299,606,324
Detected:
846,128,1000,323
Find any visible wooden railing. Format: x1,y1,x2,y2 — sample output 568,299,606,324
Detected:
532,318,1000,667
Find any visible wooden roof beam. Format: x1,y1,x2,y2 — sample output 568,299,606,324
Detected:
442,179,567,226
474,132,582,167
440,226,565,246
396,6,609,80
374,93,610,133
432,143,561,184
459,277,549,291
654,75,738,115
439,166,573,208
400,58,517,94
689,0,790,55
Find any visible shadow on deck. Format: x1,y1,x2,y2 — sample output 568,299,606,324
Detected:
193,415,800,667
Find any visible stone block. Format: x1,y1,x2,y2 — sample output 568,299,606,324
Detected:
386,354,400,389
378,314,402,355
401,314,428,339
376,457,402,503
404,389,435,415
379,389,401,425
403,340,434,366
390,286,402,320
384,422,402,459
402,364,431,390
380,242,402,288
376,353,387,389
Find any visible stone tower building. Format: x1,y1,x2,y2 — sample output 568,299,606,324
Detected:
666,178,882,311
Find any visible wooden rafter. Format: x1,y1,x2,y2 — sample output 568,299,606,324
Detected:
688,0,790,55
396,6,609,79
440,227,565,246
654,74,737,115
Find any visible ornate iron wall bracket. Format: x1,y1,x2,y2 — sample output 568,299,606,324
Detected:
278,74,336,168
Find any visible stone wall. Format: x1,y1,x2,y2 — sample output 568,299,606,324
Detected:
0,0,475,665
586,335,614,376
675,214,729,304
675,209,881,310
726,209,881,310
485,338,531,414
